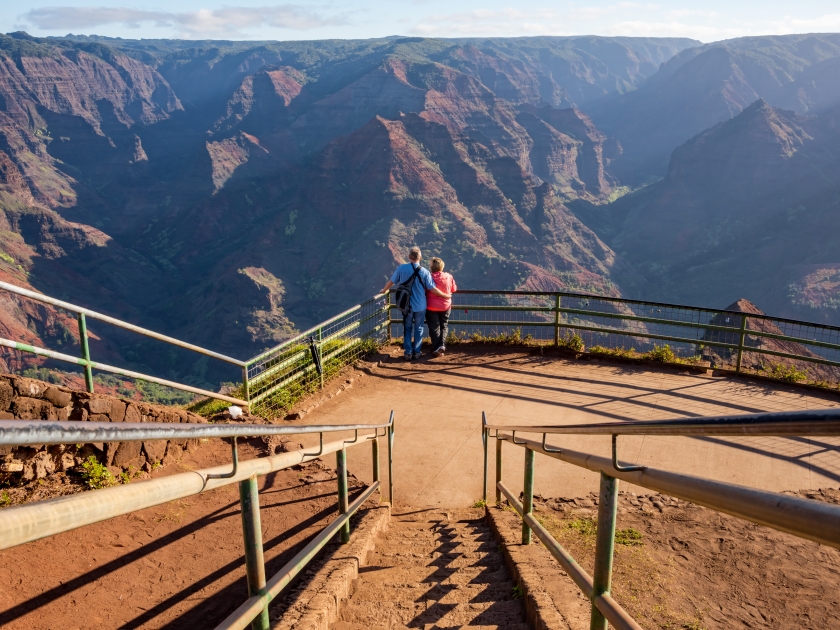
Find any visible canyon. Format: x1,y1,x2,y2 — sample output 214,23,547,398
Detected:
1,31,840,386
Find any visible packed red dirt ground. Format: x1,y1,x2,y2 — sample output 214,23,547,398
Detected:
1,352,839,629
0,437,370,629
530,488,840,629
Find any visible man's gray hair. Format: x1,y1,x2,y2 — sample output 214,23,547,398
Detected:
409,246,422,261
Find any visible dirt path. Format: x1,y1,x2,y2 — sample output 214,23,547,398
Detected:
293,346,840,507
0,439,371,629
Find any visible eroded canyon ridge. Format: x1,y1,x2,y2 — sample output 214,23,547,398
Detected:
2,31,840,377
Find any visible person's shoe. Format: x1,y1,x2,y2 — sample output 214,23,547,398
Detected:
412,352,422,360
436,346,445,357
403,353,412,361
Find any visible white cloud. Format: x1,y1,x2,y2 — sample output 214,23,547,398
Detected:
22,5,347,38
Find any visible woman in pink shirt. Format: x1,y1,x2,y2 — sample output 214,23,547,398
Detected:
426,257,457,357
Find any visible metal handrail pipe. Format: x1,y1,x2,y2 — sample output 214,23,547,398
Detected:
485,408,840,437
216,482,380,630
497,481,643,630
0,418,394,447
0,338,248,406
453,289,840,333
498,433,840,550
0,434,375,550
0,281,245,366
245,296,385,366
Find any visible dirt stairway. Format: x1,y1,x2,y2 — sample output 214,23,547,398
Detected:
332,509,528,630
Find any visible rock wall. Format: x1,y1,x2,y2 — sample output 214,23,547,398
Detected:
0,374,206,482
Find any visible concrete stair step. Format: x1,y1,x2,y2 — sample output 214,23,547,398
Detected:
371,541,499,556
338,600,525,628
354,564,511,586
347,582,517,605
366,551,505,569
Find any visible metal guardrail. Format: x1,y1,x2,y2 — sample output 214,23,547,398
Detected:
0,413,395,630
389,290,840,385
0,281,248,406
481,410,840,630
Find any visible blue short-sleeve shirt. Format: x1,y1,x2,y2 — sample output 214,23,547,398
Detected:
391,262,436,313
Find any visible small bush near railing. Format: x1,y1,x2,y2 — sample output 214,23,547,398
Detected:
643,344,676,363
445,328,535,346
80,456,115,489
589,345,636,359
557,332,585,352
759,363,808,383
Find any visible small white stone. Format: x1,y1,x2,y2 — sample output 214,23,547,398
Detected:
228,405,243,419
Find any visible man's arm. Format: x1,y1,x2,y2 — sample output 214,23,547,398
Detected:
431,287,451,299
380,280,394,294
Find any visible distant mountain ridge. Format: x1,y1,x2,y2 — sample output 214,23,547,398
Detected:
3,30,840,384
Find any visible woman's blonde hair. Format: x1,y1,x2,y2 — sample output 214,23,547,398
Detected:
430,257,445,272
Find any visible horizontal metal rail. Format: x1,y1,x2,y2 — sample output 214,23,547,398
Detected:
0,433,370,550
497,481,642,630
0,281,245,366
485,408,840,437
453,289,840,334
0,419,394,447
0,338,248,406
495,431,840,549
216,482,380,630
246,296,386,367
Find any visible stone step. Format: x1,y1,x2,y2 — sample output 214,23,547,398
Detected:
347,581,517,605
338,599,525,628
366,550,505,569
353,564,512,586
371,541,499,556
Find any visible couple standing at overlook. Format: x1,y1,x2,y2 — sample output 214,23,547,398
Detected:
380,247,457,361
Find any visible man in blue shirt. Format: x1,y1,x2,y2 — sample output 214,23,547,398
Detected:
381,246,451,360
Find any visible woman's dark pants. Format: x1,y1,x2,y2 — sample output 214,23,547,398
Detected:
426,309,451,350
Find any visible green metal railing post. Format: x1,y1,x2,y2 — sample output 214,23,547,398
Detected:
522,447,535,544
736,314,748,373
336,448,350,543
495,437,503,503
388,414,395,504
554,293,561,346
372,434,380,484
239,475,269,630
386,292,393,342
242,365,250,406
317,327,325,389
77,313,94,393
590,472,619,630
482,423,488,503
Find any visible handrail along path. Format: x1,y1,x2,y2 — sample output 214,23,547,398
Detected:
0,412,396,630
481,408,840,630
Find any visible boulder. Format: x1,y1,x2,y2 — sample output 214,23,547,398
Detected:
43,387,72,408
142,440,167,463
0,380,14,410
12,397,56,420
112,441,143,467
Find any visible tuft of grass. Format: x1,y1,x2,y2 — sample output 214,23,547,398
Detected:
557,331,584,352
118,466,142,484
615,527,644,546
760,362,807,383
644,344,676,363
589,345,636,359
0,491,11,507
472,498,487,508
80,456,115,489
512,585,523,600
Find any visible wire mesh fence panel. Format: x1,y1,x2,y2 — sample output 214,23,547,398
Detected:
247,295,388,420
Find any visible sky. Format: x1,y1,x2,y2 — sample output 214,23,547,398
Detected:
2,0,839,43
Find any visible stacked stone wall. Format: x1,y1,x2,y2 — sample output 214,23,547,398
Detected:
0,374,207,481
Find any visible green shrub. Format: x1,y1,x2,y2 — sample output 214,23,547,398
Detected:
615,527,643,546
472,498,487,508
557,332,584,352
0,491,10,508
80,456,115,489
644,344,676,362
589,345,636,359
761,363,808,383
